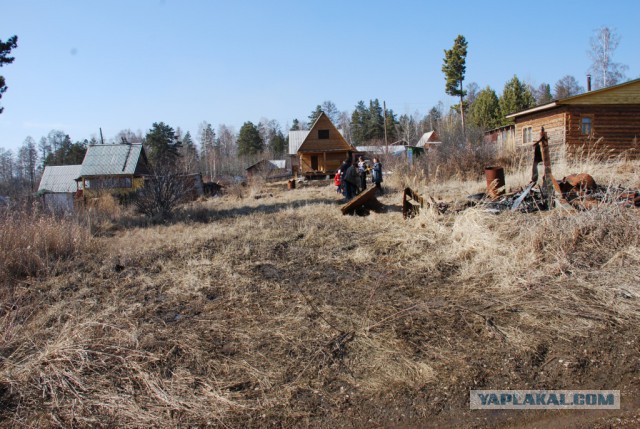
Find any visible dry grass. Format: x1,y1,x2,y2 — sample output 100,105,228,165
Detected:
0,210,92,282
1,160,640,428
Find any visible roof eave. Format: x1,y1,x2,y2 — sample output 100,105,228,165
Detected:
506,101,558,119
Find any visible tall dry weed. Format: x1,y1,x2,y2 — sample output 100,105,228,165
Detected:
0,211,92,282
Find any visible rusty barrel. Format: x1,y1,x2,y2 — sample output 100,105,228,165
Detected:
287,179,296,190
485,166,505,199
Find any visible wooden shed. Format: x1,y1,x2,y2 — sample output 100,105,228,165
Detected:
296,112,356,177
77,143,151,198
506,78,640,158
37,165,83,214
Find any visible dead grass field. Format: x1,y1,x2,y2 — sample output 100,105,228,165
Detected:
1,157,640,428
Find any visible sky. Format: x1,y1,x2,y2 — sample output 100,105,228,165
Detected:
1,0,639,152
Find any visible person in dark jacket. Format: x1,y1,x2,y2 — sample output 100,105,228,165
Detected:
337,158,352,197
371,157,383,194
343,163,359,200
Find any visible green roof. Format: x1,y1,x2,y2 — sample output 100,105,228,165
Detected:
79,143,149,177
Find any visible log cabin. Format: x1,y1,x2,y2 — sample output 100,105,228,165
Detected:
506,78,640,158
295,112,356,178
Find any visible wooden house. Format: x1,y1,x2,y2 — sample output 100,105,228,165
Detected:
37,165,83,213
295,112,356,177
77,143,151,198
506,78,640,157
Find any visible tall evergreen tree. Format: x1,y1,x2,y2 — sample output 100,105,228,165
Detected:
499,75,535,125
350,101,369,144
442,35,468,131
145,122,180,170
0,35,18,114
179,131,199,173
366,99,385,141
308,105,323,126
290,118,303,131
237,121,263,156
469,86,501,130
269,130,286,156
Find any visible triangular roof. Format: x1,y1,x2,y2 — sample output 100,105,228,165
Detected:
415,131,441,147
79,143,150,177
38,165,82,193
297,112,355,153
507,78,640,119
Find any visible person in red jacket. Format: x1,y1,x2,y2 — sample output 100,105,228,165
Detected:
333,169,342,194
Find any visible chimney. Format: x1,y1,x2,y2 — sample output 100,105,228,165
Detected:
587,74,592,92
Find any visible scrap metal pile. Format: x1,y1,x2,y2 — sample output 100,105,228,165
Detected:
478,173,640,214
480,128,640,214
414,128,640,217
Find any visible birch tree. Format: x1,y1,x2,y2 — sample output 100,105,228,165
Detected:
588,26,628,89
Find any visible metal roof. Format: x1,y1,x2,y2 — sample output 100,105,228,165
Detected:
246,159,287,170
38,165,82,193
415,131,442,147
288,131,309,154
355,146,407,156
79,143,147,177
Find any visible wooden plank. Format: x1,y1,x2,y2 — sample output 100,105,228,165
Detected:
341,186,381,215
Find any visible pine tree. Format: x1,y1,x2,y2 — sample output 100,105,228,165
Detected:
499,76,536,125
0,35,18,114
469,86,500,130
308,105,323,126
237,121,263,156
145,122,180,170
269,130,286,157
442,35,468,131
350,101,369,144
179,131,199,173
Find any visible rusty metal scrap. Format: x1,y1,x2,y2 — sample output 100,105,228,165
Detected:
402,187,424,219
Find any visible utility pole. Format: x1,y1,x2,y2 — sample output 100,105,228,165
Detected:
383,100,388,152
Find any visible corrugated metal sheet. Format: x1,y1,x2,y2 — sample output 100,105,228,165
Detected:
38,165,82,193
355,146,407,156
288,131,309,155
79,143,145,177
269,160,286,169
415,131,441,148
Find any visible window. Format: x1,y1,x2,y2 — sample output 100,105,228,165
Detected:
85,177,132,189
522,126,532,144
581,117,593,135
318,129,330,139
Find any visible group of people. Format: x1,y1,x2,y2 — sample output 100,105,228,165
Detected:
334,155,383,200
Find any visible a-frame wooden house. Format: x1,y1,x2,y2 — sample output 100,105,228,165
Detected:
296,112,355,177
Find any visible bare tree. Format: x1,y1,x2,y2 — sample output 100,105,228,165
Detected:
134,168,190,221
17,136,38,191
554,75,585,99
198,121,216,179
588,26,628,89
114,129,143,144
